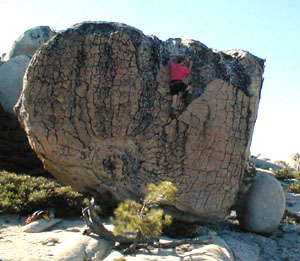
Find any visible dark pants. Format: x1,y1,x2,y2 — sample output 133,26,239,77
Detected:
169,80,188,96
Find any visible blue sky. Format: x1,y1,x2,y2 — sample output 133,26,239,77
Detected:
1,0,299,161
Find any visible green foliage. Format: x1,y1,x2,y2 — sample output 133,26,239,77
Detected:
290,171,300,180
145,181,178,205
272,161,293,180
111,200,172,236
110,181,177,237
271,161,300,180
283,210,300,225
0,171,87,217
274,160,289,166
243,161,257,184
287,183,300,193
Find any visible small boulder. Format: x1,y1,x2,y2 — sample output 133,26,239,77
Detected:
54,234,109,261
0,55,31,112
4,26,55,60
237,173,285,234
1,53,6,62
22,218,62,233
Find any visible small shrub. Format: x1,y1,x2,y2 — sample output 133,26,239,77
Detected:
272,161,293,180
0,171,87,217
287,183,300,194
243,161,257,183
110,181,177,238
282,210,300,225
274,160,289,166
289,171,300,180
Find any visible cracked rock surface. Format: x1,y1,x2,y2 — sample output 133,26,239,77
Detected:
15,21,265,222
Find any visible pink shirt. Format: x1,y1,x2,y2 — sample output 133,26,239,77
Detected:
170,61,190,81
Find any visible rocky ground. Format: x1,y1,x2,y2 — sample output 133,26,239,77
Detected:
1,167,300,261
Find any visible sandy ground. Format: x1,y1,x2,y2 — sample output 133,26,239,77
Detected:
0,215,102,261
0,215,233,261
1,167,300,261
1,210,300,261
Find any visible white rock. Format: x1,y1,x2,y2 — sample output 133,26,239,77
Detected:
285,190,300,217
0,55,30,112
85,237,111,261
221,233,260,261
22,218,62,233
4,26,55,61
103,235,234,261
53,233,109,261
250,158,281,170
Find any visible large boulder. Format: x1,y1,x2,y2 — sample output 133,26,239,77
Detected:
15,21,265,222
0,55,30,112
4,26,55,61
236,172,285,233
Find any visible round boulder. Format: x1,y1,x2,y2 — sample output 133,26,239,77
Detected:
15,22,265,222
237,172,285,234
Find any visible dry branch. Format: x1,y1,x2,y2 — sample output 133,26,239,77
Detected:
82,198,212,253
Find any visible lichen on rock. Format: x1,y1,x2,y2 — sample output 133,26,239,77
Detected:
15,21,265,222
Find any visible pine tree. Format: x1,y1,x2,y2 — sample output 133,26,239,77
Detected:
83,181,185,253
109,181,177,251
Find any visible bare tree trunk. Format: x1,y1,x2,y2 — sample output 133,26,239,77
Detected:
82,199,136,244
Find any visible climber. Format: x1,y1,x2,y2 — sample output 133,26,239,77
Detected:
168,55,193,118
